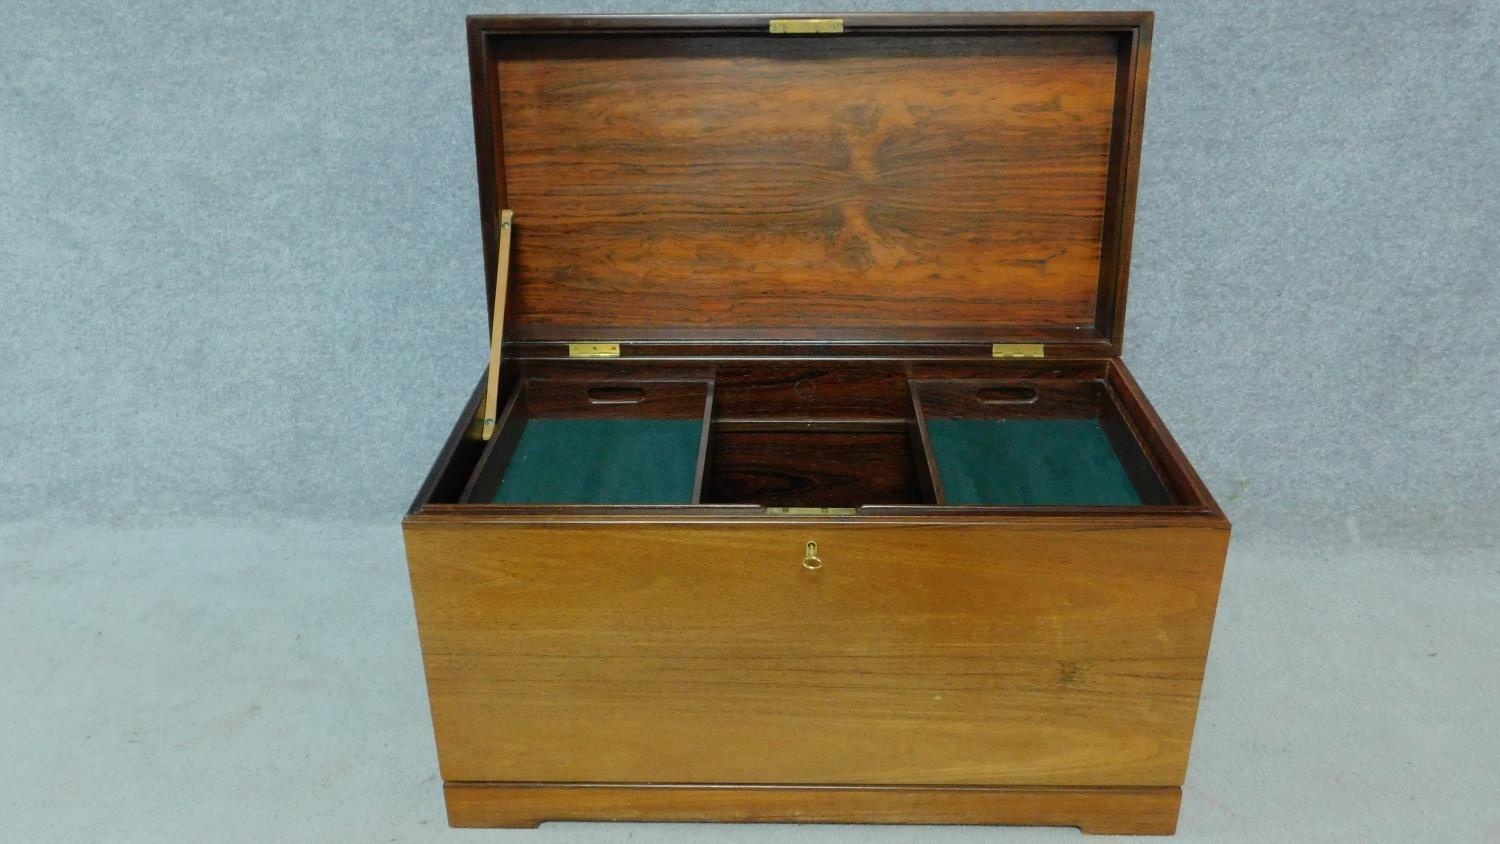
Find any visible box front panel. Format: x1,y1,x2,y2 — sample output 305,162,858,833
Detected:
405,519,1225,786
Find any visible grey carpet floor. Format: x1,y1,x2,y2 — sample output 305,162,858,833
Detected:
3,521,1494,843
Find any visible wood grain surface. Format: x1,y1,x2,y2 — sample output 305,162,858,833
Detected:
912,377,1107,420
405,518,1227,787
444,782,1182,834
702,426,923,506
490,33,1121,340
522,378,710,419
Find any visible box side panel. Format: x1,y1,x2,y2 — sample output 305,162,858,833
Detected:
1108,358,1226,515
408,370,492,513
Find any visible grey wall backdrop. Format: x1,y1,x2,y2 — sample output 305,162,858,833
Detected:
2,0,1497,541
5,3,1500,842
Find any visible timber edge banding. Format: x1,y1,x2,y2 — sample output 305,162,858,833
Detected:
443,782,1182,835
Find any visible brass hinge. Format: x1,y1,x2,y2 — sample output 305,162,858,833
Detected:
769,18,844,34
568,342,621,358
991,343,1045,359
765,507,859,516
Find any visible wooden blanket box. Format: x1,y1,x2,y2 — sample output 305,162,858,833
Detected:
404,12,1229,835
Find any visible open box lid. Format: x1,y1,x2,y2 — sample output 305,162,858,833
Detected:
468,13,1152,359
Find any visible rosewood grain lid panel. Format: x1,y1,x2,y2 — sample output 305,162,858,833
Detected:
470,17,1151,351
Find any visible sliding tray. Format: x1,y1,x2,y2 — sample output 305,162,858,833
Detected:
911,377,1173,507
461,378,714,505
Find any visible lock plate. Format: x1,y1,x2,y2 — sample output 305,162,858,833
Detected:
801,541,823,571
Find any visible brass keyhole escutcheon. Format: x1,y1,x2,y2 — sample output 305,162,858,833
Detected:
802,540,823,571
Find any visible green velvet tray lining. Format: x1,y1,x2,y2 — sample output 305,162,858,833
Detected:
926,418,1143,506
492,418,704,505
490,416,1144,507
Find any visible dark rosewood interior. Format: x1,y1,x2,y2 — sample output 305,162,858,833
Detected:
474,22,1147,356
703,424,923,507
433,358,1204,512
